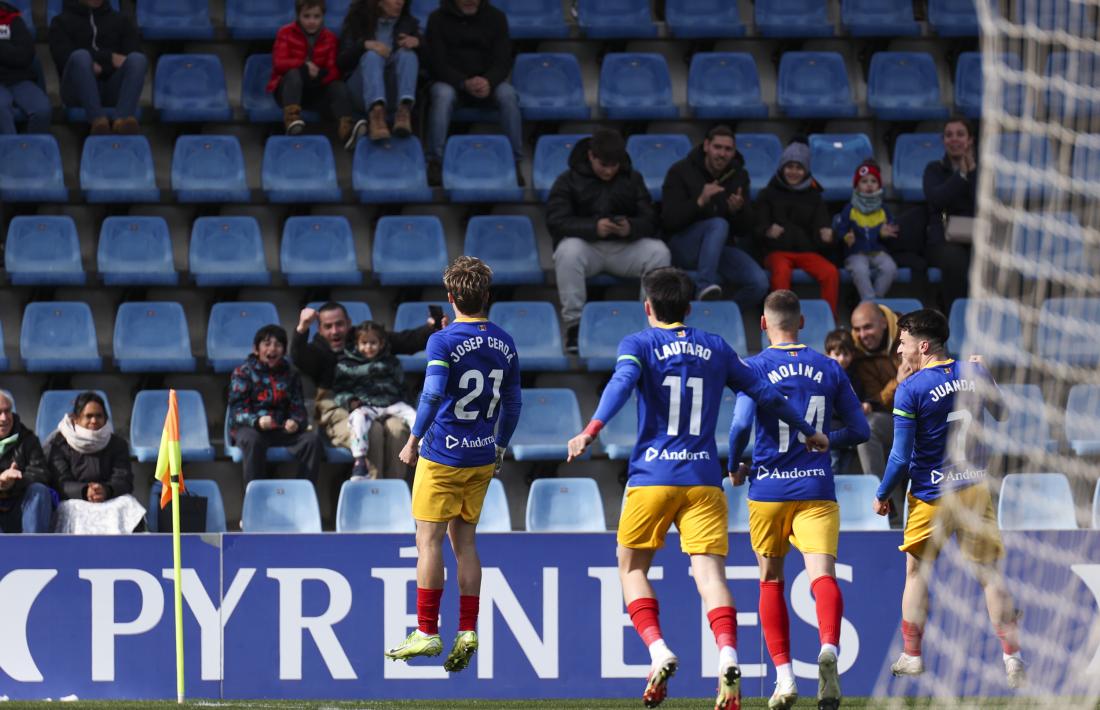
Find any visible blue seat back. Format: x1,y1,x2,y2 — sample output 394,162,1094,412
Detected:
98,216,175,284
372,216,448,285
262,136,338,196
513,53,587,118
352,136,431,202
5,216,83,284
763,299,835,352
875,298,923,316
1073,133,1100,185
577,0,654,35
489,302,565,364
495,0,569,37
113,302,193,370
511,388,584,448
599,393,637,460
994,133,1053,200
1045,52,1100,119
478,478,512,532
189,216,269,286
1015,0,1094,32
1066,385,1100,457
442,135,519,192
835,475,890,530
130,389,214,463
1012,213,1089,279
685,301,748,354
1037,297,1100,367
21,303,100,373
171,135,246,196
226,0,294,37
138,0,213,38
280,216,359,284
688,53,763,115
578,301,648,369
867,52,944,112
598,53,675,118
928,0,978,34
206,302,280,371
625,134,692,201
154,54,229,118
336,479,415,533
892,133,942,201
533,134,587,199
241,54,279,119
35,390,112,446
778,52,853,114
947,297,1023,364
755,0,831,34
242,480,322,533
394,302,456,333
736,134,782,198
666,0,745,37
999,473,1077,530
147,479,226,532
984,384,1054,454
80,136,157,195
842,0,916,29
526,477,605,532
0,135,67,201
809,133,874,201
464,216,542,284
722,477,751,531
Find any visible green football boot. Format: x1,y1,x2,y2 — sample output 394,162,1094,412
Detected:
443,630,479,672
384,630,442,661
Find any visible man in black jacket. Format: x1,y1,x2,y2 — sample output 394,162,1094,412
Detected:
661,125,768,309
424,0,522,186
0,2,50,134
49,0,146,135
0,393,54,534
546,129,671,351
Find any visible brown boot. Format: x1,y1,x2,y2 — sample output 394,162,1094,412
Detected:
339,116,367,151
393,102,412,138
283,104,305,135
112,116,140,135
368,103,390,141
90,116,111,135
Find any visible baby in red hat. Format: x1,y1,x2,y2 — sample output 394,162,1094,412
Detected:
832,159,899,301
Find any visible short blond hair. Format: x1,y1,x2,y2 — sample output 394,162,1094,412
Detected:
443,256,493,314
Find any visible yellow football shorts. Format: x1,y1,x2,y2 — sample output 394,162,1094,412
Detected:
618,485,728,555
748,499,840,558
901,484,1004,563
411,457,495,524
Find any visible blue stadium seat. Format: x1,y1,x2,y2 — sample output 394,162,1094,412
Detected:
510,389,584,461
443,135,524,202
763,299,835,352
306,301,374,339
867,52,948,120
955,52,1024,119
1073,133,1100,186
1015,0,1095,33
525,478,605,532
999,473,1077,531
393,302,456,371
1012,213,1091,282
226,0,294,38
494,0,569,38
0,135,67,202
534,134,586,200
600,393,637,460
685,301,748,354
1037,297,1100,368
154,54,230,121
809,133,874,201
714,389,739,459
835,475,890,530
138,0,213,38
722,477,751,531
1045,52,1100,122
599,53,678,120
223,406,294,463
114,302,196,372
577,0,655,37
206,302,280,372
409,0,434,27
324,0,351,30
21,303,101,372
190,217,270,287
262,136,341,203
352,136,432,203
171,135,249,202
984,384,1057,456
98,216,177,286
241,480,322,533
579,301,648,371
777,52,857,118
994,133,1053,201
513,53,589,121
478,478,511,532
928,0,978,35
465,216,542,285
1066,385,1100,456
336,479,415,533
148,480,226,532
35,390,111,445
5,216,84,286
80,136,160,203
280,216,360,286
241,55,321,123
131,390,215,462
666,0,746,37
688,53,766,119
626,134,692,202
755,0,833,37
946,297,1024,365
842,0,918,35
892,133,941,201
736,134,782,199
373,216,448,286
875,298,923,315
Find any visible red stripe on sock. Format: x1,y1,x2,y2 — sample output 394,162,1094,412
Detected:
811,575,843,647
902,620,923,657
760,580,791,665
996,620,1020,655
459,595,480,632
706,606,738,650
627,597,663,646
417,587,442,635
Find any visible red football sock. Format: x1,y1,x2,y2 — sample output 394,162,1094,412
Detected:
627,597,663,646
902,619,923,657
811,575,843,647
759,580,791,665
706,606,738,650
417,587,442,635
995,619,1020,655
459,595,480,632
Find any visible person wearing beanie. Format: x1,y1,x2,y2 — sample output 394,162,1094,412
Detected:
754,140,839,315
832,160,899,301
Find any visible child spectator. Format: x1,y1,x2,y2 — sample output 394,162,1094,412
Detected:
268,0,365,150
332,321,417,479
833,160,899,301
0,2,50,134
754,139,839,315
824,328,864,475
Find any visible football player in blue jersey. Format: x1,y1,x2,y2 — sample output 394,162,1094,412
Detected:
728,290,870,710
871,309,1024,688
384,256,523,673
566,267,829,710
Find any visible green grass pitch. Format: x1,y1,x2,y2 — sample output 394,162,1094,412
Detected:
0,699,1090,709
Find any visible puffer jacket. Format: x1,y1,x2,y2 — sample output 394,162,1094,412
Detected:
332,345,406,409
661,144,754,239
228,354,309,436
46,431,132,501
753,171,832,254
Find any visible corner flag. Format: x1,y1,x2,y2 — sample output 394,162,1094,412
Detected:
155,389,185,509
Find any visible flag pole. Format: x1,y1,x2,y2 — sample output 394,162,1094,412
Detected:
171,469,184,704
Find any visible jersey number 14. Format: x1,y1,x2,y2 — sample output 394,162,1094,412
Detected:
778,395,825,453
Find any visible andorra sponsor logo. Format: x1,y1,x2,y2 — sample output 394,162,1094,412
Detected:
644,447,711,462
756,466,827,480
447,434,497,449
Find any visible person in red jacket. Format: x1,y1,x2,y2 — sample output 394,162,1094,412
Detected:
268,0,365,150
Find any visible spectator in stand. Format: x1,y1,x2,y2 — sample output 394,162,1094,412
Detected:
229,325,324,485
546,129,670,352
291,303,442,478
0,2,50,134
0,392,54,534
49,0,146,135
338,0,420,142
47,392,146,534
424,0,523,187
923,117,977,313
661,125,768,308
833,160,899,301
754,139,838,315
269,0,365,150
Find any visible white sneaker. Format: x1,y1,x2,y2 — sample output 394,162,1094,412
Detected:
891,652,924,676
643,646,678,708
1005,655,1026,689
817,649,841,709
767,676,798,710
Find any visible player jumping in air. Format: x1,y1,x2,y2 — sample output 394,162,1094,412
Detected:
728,290,870,710
385,256,522,673
566,267,830,710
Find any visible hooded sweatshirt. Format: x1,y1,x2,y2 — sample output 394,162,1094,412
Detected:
850,304,902,411
0,3,37,85
49,0,140,80
753,142,831,254
661,143,754,239
425,0,512,92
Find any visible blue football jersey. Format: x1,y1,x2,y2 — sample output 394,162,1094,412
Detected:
417,318,522,468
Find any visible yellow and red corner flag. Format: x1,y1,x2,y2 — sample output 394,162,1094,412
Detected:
155,389,186,509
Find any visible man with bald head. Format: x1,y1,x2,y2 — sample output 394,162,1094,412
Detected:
0,392,54,533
